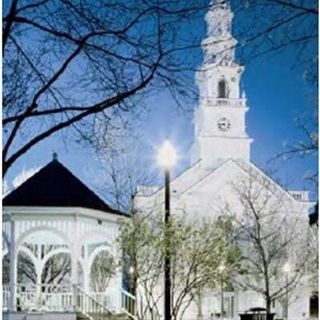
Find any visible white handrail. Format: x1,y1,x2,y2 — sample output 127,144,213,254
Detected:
121,289,137,320
77,287,114,320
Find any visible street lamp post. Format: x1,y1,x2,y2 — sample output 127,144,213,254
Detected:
164,167,171,320
283,262,291,320
158,140,177,320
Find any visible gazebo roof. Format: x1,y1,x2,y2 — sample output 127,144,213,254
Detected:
3,156,127,216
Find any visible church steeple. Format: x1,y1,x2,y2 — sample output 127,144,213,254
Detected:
191,0,253,168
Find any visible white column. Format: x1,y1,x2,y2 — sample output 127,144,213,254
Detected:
9,219,17,311
83,244,90,293
71,215,79,310
35,263,42,309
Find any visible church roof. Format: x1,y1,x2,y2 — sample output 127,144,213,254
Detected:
138,158,305,206
3,156,126,216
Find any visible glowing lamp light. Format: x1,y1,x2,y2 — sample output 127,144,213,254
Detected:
157,140,177,170
283,262,291,273
129,266,135,274
218,263,226,273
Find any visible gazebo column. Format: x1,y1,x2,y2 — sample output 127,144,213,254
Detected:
9,220,17,312
83,244,90,293
83,267,90,293
35,264,42,308
71,216,79,310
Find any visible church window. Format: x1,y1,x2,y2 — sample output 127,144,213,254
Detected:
218,79,228,98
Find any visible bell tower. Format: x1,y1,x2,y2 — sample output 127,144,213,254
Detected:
191,0,253,168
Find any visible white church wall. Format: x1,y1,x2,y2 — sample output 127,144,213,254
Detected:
236,290,265,314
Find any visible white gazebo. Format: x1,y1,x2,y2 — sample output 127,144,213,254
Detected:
2,155,135,319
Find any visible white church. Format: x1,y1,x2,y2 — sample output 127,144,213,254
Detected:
2,1,317,320
135,1,317,320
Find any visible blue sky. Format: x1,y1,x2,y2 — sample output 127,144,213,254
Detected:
4,2,318,201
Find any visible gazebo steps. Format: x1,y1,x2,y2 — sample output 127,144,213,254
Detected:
76,311,130,320
3,311,77,320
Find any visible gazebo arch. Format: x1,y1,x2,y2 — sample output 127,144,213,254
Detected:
41,247,71,271
79,230,117,252
87,245,115,272
16,226,72,251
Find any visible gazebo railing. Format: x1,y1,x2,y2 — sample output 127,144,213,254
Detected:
3,284,74,312
41,285,73,311
2,284,126,315
17,284,73,311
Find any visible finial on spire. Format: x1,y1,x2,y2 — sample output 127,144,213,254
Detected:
52,152,58,161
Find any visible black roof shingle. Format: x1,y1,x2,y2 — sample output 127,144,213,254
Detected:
3,158,126,216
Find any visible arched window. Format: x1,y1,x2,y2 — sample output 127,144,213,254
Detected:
218,79,227,98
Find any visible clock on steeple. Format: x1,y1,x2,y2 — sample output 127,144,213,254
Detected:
217,117,231,131
191,0,253,168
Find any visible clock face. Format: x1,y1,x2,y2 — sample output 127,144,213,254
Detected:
217,117,231,131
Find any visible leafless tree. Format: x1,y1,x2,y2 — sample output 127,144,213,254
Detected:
3,0,317,178
228,169,314,314
233,0,318,181
3,253,37,285
2,246,71,286
91,133,157,212
90,250,117,292
41,252,71,285
2,0,209,176
233,0,317,67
